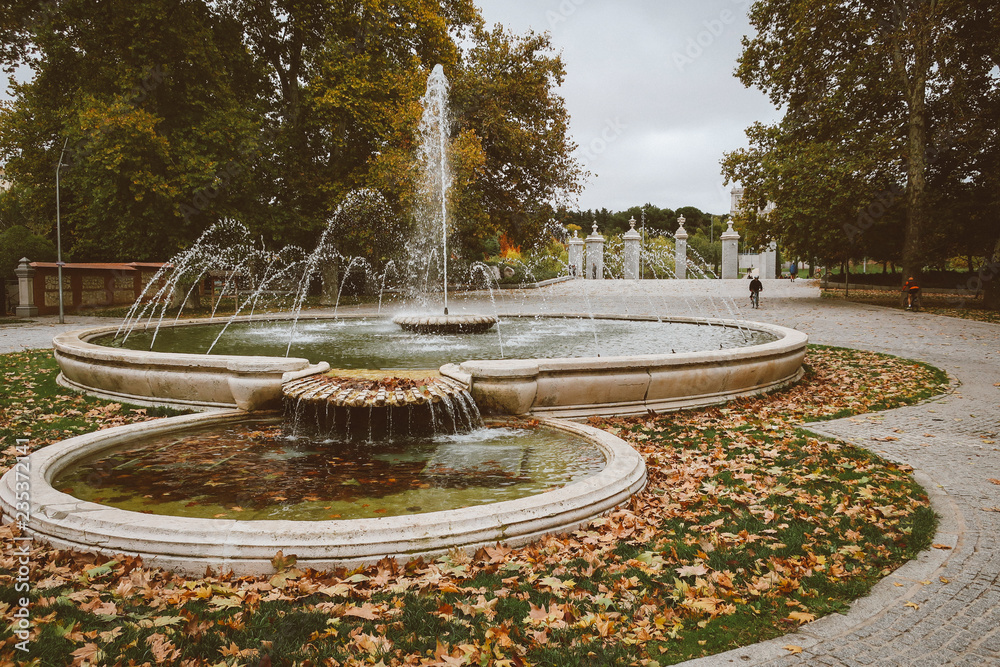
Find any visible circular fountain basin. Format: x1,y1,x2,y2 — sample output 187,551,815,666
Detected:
54,314,806,418
0,411,646,576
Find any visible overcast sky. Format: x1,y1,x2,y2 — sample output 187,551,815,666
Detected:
475,0,784,216
1,1,784,216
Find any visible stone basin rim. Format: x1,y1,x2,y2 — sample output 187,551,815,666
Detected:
52,313,807,416
0,410,647,576
64,312,796,365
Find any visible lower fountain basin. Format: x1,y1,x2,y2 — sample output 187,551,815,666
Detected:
1,411,646,576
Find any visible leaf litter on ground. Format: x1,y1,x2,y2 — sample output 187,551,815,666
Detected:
0,346,949,665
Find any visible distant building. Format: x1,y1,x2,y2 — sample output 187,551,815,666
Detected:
730,186,775,217
730,186,778,279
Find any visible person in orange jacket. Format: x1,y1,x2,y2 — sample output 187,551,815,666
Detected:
903,276,920,309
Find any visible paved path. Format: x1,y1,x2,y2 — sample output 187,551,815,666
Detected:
3,280,998,666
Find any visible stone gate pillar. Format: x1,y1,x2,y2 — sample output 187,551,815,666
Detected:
623,217,641,280
721,221,740,279
674,216,688,279
761,241,777,279
14,258,38,317
567,230,584,278
585,223,605,280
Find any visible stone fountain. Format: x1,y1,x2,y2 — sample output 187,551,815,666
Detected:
0,65,810,576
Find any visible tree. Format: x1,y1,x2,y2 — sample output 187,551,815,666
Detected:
447,25,584,259
0,225,56,281
1,1,585,271
0,0,261,261
722,0,999,291
221,0,481,255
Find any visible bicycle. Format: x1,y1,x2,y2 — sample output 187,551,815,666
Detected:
900,288,921,311
749,291,760,309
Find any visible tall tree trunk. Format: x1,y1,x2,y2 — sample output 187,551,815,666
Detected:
984,235,1000,311
899,47,929,286
890,1,936,287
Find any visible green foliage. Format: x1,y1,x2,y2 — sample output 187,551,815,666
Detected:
449,25,584,259
0,0,584,270
722,0,1000,298
0,225,56,280
0,0,262,261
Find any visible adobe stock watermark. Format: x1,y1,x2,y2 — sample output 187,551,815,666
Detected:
10,438,34,653
843,182,905,243
843,128,961,243
672,0,751,72
947,260,1000,308
546,0,588,31
577,117,628,169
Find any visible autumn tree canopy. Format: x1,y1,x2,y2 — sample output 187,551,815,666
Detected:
0,0,584,266
722,0,1000,305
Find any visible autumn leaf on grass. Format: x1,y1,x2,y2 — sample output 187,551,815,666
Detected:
787,611,816,624
219,642,259,659
343,602,381,620
675,563,710,578
70,643,102,667
147,633,181,664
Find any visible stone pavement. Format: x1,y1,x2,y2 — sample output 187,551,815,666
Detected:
0,315,111,354
2,279,998,666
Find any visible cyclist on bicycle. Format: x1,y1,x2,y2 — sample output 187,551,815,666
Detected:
749,275,763,309
903,276,920,310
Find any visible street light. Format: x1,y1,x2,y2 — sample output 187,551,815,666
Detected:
55,137,68,324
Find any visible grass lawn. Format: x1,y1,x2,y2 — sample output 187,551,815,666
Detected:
0,346,950,666
822,288,1000,324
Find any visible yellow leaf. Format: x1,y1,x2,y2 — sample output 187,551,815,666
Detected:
905,602,919,609
787,611,816,624
783,645,804,654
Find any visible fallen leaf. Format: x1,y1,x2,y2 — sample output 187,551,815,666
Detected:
70,643,101,666
783,645,804,654
904,602,919,610
931,544,953,550
787,611,816,624
343,603,380,620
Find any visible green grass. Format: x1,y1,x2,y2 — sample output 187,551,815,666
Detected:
0,345,950,666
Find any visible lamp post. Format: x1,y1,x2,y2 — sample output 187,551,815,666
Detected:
55,137,69,324
640,206,646,278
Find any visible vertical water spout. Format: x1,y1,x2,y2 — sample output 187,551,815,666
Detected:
418,64,452,315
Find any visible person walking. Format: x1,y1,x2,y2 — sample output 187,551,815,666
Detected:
749,275,763,309
903,276,921,310
789,262,798,282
